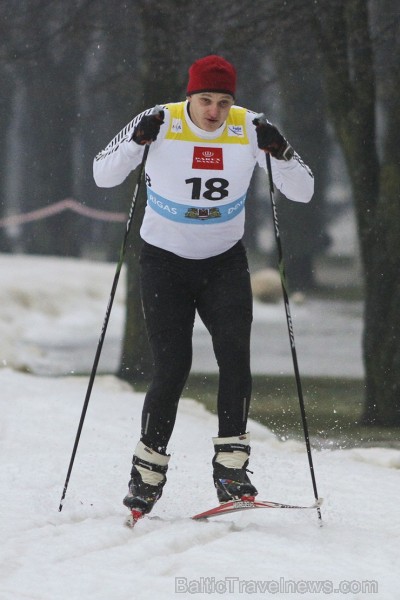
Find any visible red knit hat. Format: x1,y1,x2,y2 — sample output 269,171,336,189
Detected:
186,55,236,97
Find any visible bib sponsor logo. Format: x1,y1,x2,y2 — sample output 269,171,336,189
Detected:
192,147,223,170
228,125,244,137
171,118,183,133
185,207,221,220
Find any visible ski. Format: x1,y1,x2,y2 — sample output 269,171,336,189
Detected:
124,497,323,527
192,496,323,520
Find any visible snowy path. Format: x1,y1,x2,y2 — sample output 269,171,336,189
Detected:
0,254,363,378
1,370,399,600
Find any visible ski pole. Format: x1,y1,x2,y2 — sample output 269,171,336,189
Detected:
58,107,162,511
254,114,322,522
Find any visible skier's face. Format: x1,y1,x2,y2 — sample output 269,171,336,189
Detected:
187,93,234,131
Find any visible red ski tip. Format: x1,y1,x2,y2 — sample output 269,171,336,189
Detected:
126,509,145,528
131,509,145,521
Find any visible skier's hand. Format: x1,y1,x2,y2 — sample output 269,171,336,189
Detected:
131,110,164,145
253,118,294,161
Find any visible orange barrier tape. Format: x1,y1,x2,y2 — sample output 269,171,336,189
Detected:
0,198,126,228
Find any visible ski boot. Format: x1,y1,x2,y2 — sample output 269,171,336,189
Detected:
123,441,170,525
212,433,258,503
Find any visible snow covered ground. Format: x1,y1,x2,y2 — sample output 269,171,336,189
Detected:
1,254,398,600
0,254,363,378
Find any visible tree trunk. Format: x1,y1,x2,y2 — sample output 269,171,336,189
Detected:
313,0,400,425
0,69,14,252
118,0,185,385
273,46,331,292
362,0,400,425
118,185,154,382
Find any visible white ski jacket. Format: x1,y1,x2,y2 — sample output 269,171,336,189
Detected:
93,101,314,259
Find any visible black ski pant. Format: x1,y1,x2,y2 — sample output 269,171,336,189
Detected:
138,240,253,454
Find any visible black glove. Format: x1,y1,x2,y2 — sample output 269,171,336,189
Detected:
131,111,164,145
253,119,294,161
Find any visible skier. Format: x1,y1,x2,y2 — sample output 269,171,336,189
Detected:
93,55,314,520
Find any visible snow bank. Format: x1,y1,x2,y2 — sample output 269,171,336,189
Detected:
0,254,125,373
0,254,363,377
1,254,395,600
1,368,399,600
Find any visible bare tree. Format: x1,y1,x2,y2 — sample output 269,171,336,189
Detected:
312,0,400,425
215,1,333,290
0,0,98,254
118,0,189,383
6,0,400,428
